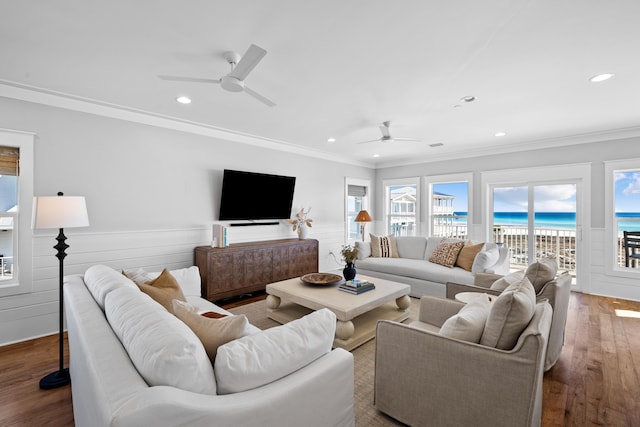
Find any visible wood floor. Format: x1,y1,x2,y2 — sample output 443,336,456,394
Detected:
1,291,639,426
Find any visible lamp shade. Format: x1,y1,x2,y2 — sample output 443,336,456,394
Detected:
32,196,90,229
354,210,372,223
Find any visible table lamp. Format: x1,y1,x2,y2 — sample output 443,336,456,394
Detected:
354,210,372,241
32,192,89,389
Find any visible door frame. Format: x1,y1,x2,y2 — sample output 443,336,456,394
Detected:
480,163,591,292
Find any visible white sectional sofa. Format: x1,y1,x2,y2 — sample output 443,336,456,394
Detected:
355,236,510,297
64,264,355,427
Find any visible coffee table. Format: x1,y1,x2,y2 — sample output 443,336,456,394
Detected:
266,274,411,351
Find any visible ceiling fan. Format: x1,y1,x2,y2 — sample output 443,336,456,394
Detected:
158,44,275,107
357,121,421,144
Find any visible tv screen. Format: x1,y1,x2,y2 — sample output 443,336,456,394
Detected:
219,169,296,221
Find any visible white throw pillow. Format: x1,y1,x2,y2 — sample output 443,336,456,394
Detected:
214,308,336,394
471,246,500,273
84,264,138,309
105,286,216,395
439,296,492,343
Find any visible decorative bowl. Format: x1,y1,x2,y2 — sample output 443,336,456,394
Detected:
300,272,342,286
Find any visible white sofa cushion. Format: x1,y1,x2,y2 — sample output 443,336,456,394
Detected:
439,296,492,343
395,236,428,260
105,286,217,395
84,264,138,309
214,308,336,394
356,257,475,285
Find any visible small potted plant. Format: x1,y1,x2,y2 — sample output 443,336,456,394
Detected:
287,207,312,239
341,244,358,281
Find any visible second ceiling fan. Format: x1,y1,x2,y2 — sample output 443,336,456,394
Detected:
357,121,421,144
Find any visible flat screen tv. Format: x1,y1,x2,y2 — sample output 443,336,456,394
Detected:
218,169,296,221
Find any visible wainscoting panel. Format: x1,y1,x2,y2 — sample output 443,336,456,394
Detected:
2,223,353,345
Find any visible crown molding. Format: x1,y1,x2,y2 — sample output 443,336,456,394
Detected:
375,126,640,168
0,80,374,169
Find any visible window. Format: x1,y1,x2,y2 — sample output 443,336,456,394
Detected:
345,178,370,242
384,178,420,236
424,173,472,239
0,146,19,281
0,130,34,296
605,159,640,276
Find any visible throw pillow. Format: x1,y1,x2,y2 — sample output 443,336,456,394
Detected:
105,287,216,395
172,300,248,362
428,238,465,268
370,234,399,258
455,241,485,271
480,276,536,350
471,245,500,273
489,270,526,292
215,308,336,394
439,296,492,343
124,266,202,297
122,267,153,285
137,268,186,314
525,257,558,293
201,311,228,319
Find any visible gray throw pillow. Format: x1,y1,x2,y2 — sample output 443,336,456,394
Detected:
480,276,536,350
525,257,558,293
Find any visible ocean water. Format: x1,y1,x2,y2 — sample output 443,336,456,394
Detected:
453,212,640,231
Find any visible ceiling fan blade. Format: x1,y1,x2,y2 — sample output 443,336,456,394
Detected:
229,44,267,80
356,139,382,144
391,137,422,142
158,75,221,84
244,86,276,107
379,123,391,138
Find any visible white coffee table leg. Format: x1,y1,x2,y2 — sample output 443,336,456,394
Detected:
335,320,355,341
396,294,411,310
266,294,281,309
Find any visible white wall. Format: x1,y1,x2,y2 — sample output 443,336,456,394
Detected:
375,136,640,302
0,97,375,345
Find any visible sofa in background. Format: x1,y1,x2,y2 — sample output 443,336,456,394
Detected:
354,236,510,298
64,264,355,427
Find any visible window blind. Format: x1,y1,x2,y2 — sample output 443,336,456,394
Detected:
348,185,366,197
0,146,19,176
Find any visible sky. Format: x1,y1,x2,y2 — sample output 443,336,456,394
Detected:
493,184,577,212
615,171,640,212
433,182,468,212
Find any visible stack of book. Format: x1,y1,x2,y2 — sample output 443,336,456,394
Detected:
338,279,376,295
212,224,229,248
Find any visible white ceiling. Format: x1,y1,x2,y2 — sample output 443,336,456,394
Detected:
2,0,640,167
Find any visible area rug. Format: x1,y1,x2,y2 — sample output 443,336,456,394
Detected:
229,298,421,427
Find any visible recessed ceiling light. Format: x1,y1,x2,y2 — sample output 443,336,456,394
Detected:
495,132,506,137
429,143,444,147
453,104,462,109
373,154,380,158
176,96,191,104
327,137,336,143
460,96,476,103
590,73,614,83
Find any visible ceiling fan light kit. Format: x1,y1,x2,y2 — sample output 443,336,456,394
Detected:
159,44,275,106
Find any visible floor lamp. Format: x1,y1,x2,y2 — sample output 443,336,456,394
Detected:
32,192,89,389
355,210,372,241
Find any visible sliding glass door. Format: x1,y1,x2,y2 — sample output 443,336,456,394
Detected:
492,183,578,281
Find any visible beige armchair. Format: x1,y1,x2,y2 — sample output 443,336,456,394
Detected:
446,261,571,371
374,296,552,427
